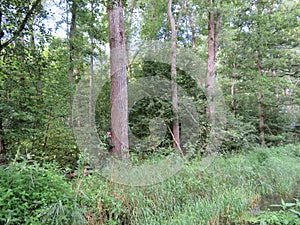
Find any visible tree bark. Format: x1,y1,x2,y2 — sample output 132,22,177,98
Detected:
89,0,94,125
206,0,221,123
231,63,236,114
167,0,186,150
258,92,265,145
108,0,129,158
0,12,3,43
167,0,180,149
0,117,6,159
257,54,265,145
214,15,221,60
206,0,216,123
0,12,6,160
68,0,77,128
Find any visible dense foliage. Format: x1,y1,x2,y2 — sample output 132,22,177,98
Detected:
0,162,83,224
0,145,299,224
0,0,299,165
0,0,299,224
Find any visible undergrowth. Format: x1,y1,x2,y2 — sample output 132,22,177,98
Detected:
75,144,300,224
1,144,299,224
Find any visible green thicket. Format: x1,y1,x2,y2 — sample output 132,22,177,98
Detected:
0,0,299,223
0,162,83,224
1,145,299,224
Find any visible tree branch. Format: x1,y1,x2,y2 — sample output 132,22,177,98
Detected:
176,0,187,32
0,0,42,51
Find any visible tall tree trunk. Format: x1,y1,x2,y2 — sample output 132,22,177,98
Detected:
256,0,265,146
68,0,77,128
0,12,6,160
214,16,221,60
0,11,3,44
206,0,216,123
89,0,94,125
108,0,129,158
127,0,136,28
0,117,6,159
125,0,136,80
257,54,265,146
167,0,180,149
206,0,221,123
186,2,196,49
231,63,236,114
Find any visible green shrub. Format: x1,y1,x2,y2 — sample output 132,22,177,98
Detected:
0,162,83,225
252,199,300,225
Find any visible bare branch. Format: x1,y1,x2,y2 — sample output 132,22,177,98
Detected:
176,0,187,32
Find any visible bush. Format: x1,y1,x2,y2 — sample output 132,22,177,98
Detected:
0,161,83,225
252,199,300,225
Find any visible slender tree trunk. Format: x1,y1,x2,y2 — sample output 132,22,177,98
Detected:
0,117,6,158
167,0,180,149
258,92,265,145
257,54,265,145
89,0,94,125
68,0,77,128
186,2,196,49
0,12,6,160
206,0,216,123
108,0,129,158
0,12,3,44
42,122,50,152
231,63,236,114
29,15,40,150
128,0,136,27
125,0,136,80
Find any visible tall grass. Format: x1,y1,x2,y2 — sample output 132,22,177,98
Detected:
74,144,300,224
2,145,299,224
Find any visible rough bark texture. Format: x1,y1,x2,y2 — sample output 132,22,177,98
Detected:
214,16,221,60
206,0,216,123
206,0,221,123
108,0,129,158
167,0,181,149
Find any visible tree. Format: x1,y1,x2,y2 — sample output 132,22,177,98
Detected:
167,0,186,151
68,0,77,128
219,0,300,147
0,0,42,51
108,0,129,158
89,0,95,125
205,0,221,123
0,0,45,161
